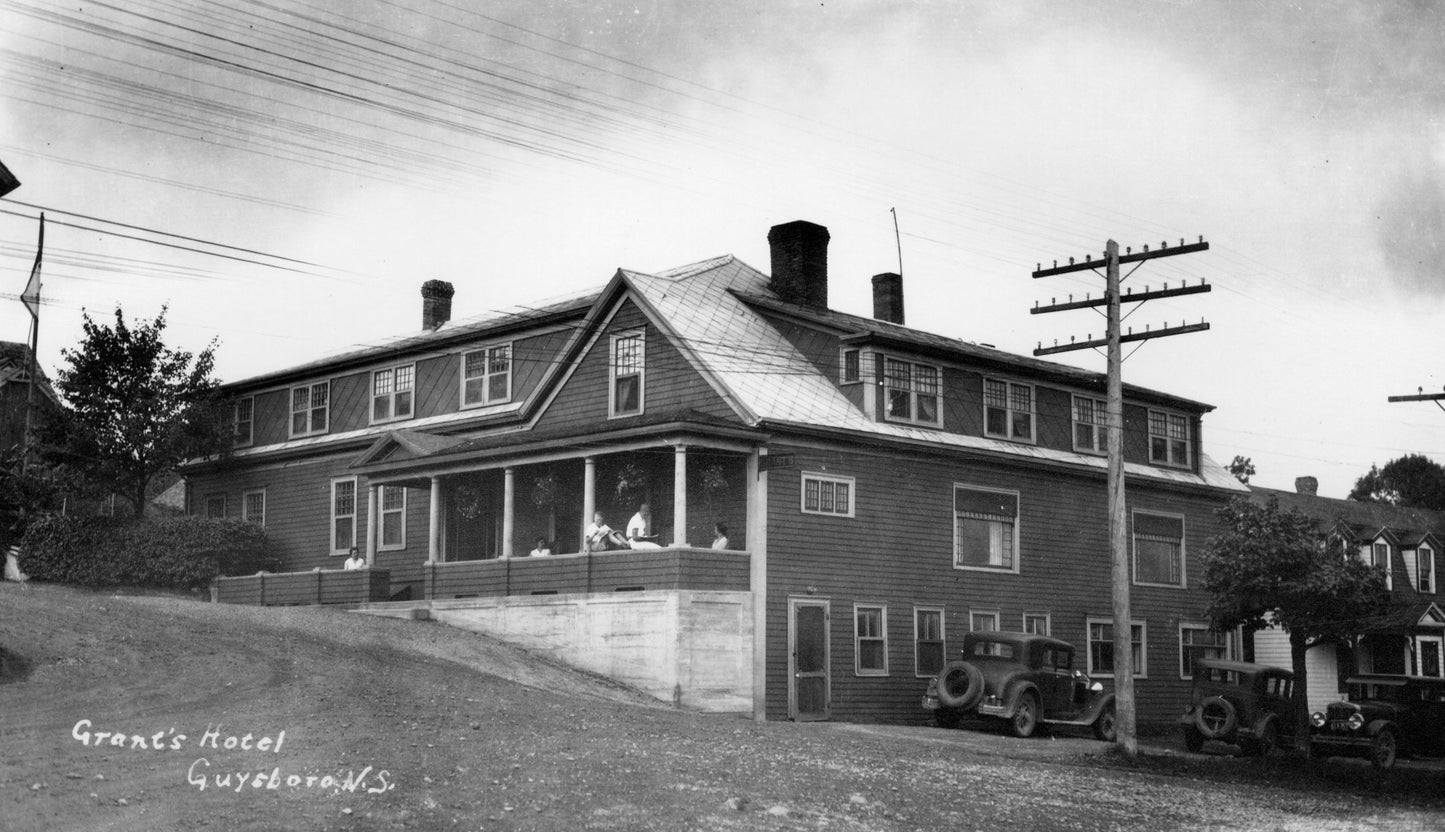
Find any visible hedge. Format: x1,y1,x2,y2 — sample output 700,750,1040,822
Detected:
20,514,275,589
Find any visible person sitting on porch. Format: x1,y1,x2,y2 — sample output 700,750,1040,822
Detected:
584,512,629,552
343,547,366,570
711,523,730,550
626,503,659,545
529,537,552,557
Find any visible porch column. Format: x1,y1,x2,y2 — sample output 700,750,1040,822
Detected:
672,445,688,547
365,484,378,566
583,456,597,543
502,467,515,558
428,476,442,564
748,448,768,721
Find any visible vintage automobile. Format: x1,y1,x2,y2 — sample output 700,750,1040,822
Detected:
1180,658,1298,755
922,631,1116,740
1309,674,1445,770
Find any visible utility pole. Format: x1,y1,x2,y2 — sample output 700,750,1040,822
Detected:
1387,387,1445,414
1032,236,1211,757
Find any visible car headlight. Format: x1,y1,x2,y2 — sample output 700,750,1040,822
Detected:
1310,712,1326,728
1347,713,1364,731
1089,681,1103,693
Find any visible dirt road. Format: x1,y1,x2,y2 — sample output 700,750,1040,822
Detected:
1,583,1440,831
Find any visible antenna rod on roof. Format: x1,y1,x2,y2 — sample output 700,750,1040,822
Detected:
890,207,903,277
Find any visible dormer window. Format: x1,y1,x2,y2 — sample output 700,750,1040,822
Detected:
290,381,329,438
1072,395,1107,454
883,358,940,425
372,364,415,424
233,396,254,447
462,344,512,407
1369,540,1394,590
984,379,1034,442
1148,409,1191,468
1418,545,1436,594
841,348,860,384
610,330,645,417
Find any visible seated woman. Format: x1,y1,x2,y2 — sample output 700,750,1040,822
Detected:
583,512,630,552
529,537,553,557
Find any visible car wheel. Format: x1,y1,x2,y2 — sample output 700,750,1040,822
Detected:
1010,692,1039,739
1183,726,1205,753
1195,696,1238,740
1371,728,1397,770
934,709,961,729
1093,703,1117,742
1252,720,1278,757
936,662,984,711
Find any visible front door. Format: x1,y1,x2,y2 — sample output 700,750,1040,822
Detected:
789,598,830,721
1417,635,1443,678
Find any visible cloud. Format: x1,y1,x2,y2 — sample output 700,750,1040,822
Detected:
1376,147,1445,295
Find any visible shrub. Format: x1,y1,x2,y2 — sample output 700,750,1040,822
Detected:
20,514,274,589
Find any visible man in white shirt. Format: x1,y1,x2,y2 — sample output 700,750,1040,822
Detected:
584,512,629,552
343,547,366,570
626,503,663,549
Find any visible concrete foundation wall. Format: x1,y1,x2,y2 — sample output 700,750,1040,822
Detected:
431,590,753,713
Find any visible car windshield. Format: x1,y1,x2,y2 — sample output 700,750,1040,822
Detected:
1348,681,1407,702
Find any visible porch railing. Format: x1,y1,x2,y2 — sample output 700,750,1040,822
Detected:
214,568,392,606
425,547,750,599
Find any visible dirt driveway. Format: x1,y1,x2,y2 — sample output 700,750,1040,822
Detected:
2,584,1442,832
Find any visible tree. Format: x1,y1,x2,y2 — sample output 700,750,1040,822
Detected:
1200,496,1393,752
42,306,228,518
1227,455,1255,485
1348,454,1445,510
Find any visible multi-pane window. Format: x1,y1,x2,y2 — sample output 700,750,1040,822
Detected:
914,607,944,677
802,473,854,517
372,365,415,423
1369,541,1394,590
380,486,406,550
241,490,265,526
332,478,357,554
1133,512,1185,587
1072,395,1107,454
610,331,644,416
1088,619,1146,678
290,382,329,437
1419,545,1436,593
970,611,1002,655
984,379,1034,441
205,494,226,519
841,349,860,383
233,397,254,447
855,605,887,676
1148,410,1191,467
462,344,511,407
954,486,1018,571
1180,624,1228,679
883,358,941,425
1023,612,1051,636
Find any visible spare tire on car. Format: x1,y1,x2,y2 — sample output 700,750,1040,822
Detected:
936,661,985,710
1195,696,1238,739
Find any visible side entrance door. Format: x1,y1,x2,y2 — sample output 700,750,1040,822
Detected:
789,598,830,721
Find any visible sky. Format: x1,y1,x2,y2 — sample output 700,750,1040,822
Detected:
0,0,1442,499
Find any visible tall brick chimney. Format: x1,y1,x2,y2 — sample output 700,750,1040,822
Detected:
1295,476,1318,496
421,280,454,330
767,220,829,309
872,272,904,324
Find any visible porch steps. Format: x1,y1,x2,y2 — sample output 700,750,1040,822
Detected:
351,600,432,621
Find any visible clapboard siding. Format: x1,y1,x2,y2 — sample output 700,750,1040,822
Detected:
423,548,748,598
760,440,1228,726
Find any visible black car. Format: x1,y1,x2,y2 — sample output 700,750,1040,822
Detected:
1180,659,1299,755
1309,675,1445,769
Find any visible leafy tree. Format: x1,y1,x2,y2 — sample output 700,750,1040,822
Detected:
42,306,228,518
1348,454,1445,510
1201,496,1393,751
1227,455,1255,485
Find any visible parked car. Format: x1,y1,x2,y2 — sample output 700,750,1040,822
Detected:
1179,658,1298,755
922,631,1116,740
1309,675,1445,769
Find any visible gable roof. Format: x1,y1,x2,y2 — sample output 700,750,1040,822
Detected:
0,341,58,404
1253,486,1445,544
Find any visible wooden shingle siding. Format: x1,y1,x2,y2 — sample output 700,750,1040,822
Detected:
760,441,1227,725
250,388,290,447
329,372,370,434
414,353,456,418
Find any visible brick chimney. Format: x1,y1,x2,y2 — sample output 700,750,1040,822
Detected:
1295,476,1318,496
767,220,829,308
421,280,454,330
872,272,904,324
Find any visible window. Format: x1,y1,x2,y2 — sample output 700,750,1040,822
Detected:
914,607,944,677
954,485,1019,571
1370,541,1394,590
1023,612,1051,636
855,605,887,676
290,382,329,437
1072,395,1107,454
970,610,999,633
241,489,265,526
331,478,357,554
371,364,415,423
984,379,1034,442
883,358,941,425
1148,409,1191,467
801,473,854,517
1419,545,1436,594
1088,618,1146,678
1133,511,1185,587
610,330,645,416
841,348,860,384
233,397,254,447
1179,624,1228,679
462,344,512,407
380,485,406,550
204,494,226,519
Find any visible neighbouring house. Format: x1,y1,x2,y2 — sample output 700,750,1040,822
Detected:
0,340,58,455
1248,478,1445,712
183,220,1248,724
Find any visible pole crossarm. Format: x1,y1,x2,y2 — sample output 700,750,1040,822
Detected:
1032,281,1211,315
1032,239,1209,278
1033,322,1210,356
1387,391,1445,403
